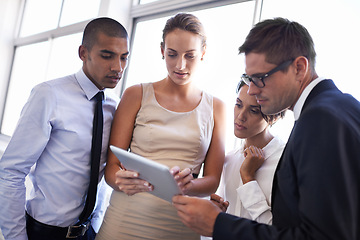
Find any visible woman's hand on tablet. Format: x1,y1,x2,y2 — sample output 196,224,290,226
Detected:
114,168,153,196
170,166,194,195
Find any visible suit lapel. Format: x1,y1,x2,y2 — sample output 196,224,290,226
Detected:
271,120,297,208
271,79,337,208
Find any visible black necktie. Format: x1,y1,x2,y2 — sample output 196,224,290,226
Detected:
78,91,104,224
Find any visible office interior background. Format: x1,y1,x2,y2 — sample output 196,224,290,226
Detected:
0,0,359,237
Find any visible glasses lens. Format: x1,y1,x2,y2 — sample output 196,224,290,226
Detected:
252,77,264,88
241,74,251,86
241,74,264,88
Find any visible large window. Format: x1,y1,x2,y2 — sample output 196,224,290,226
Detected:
1,0,101,136
1,0,359,150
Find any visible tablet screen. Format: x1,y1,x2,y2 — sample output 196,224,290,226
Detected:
110,145,182,203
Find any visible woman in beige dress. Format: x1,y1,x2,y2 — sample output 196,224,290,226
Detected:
96,13,226,240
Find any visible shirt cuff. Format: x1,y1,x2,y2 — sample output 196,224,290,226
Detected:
237,181,266,208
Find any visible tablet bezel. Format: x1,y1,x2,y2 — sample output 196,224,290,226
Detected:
109,145,182,203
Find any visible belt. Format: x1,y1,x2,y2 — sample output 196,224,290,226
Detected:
26,212,91,239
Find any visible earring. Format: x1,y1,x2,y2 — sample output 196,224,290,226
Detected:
162,56,165,60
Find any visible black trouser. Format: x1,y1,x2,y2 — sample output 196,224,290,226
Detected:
26,212,96,240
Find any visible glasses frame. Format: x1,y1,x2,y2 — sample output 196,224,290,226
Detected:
241,59,294,88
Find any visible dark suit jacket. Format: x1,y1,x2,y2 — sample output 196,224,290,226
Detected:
213,80,360,239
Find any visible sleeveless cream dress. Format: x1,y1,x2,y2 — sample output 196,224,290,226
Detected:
96,83,214,240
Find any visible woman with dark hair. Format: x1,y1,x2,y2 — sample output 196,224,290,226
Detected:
213,80,285,225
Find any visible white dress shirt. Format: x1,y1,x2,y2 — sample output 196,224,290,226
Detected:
0,69,118,240
217,136,285,224
293,77,326,120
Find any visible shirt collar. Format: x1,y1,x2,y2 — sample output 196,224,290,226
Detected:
75,69,105,101
262,137,284,159
293,77,326,120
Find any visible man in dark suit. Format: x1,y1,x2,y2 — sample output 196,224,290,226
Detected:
172,17,360,239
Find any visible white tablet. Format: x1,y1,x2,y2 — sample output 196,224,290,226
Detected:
109,145,182,203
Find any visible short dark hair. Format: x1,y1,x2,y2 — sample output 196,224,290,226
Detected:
161,13,206,49
239,17,316,72
236,80,285,126
82,17,128,50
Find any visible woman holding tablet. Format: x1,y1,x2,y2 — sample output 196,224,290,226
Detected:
96,13,226,240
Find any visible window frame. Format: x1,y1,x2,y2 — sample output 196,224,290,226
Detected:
0,0,106,136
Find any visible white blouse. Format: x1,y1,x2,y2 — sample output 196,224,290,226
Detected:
217,136,285,224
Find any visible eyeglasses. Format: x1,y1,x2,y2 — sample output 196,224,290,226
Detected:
241,59,294,88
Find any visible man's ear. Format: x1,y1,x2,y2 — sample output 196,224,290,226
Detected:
294,56,308,82
78,45,87,61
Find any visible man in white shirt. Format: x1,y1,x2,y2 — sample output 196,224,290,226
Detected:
0,17,129,240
